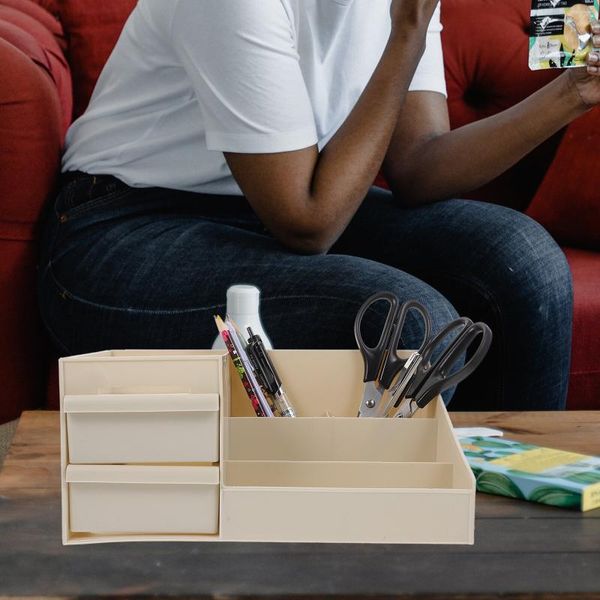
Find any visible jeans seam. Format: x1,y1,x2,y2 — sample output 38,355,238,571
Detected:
46,263,372,317
60,187,132,221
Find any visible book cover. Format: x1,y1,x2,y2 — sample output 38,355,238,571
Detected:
460,436,600,511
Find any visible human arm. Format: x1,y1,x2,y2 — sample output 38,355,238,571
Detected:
220,0,440,254
382,22,600,206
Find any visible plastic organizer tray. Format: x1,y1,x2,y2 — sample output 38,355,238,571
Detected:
60,349,475,545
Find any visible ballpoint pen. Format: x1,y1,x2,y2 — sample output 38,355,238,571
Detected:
214,315,265,417
246,327,296,418
225,317,274,417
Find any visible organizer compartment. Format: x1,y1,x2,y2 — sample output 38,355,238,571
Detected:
224,460,454,488
65,393,219,464
67,465,219,535
221,484,472,544
225,416,438,462
220,408,474,544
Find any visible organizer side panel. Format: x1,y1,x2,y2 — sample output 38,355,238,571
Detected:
218,352,229,540
59,358,69,544
434,398,477,490
221,488,473,544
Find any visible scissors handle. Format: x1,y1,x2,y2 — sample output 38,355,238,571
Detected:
354,293,431,389
378,300,431,389
413,321,493,409
354,292,400,384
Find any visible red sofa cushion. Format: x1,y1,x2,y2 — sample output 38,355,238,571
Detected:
31,0,56,19
56,0,136,118
441,0,564,210
564,248,600,410
0,1,71,132
526,109,600,251
0,0,64,47
0,36,64,422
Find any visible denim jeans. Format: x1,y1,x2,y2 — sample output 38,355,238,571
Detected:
37,173,573,410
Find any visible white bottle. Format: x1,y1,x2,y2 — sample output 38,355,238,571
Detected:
212,285,273,350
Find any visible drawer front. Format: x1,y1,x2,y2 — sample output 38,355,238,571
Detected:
66,394,219,464
62,357,223,396
67,465,219,535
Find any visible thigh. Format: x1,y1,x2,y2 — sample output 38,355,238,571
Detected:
335,187,569,305
334,187,573,410
38,187,458,356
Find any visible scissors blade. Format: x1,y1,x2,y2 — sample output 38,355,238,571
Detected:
358,380,385,417
379,352,423,417
393,397,418,419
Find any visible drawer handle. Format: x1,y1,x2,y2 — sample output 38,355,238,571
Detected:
64,393,219,413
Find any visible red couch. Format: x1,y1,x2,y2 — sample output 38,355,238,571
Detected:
1,0,599,424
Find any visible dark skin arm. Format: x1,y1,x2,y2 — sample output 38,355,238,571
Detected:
225,0,440,255
382,23,600,206
227,9,600,250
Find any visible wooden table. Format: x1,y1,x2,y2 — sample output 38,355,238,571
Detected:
1,411,599,599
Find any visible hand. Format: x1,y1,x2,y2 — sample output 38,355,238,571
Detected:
568,19,600,108
390,0,440,32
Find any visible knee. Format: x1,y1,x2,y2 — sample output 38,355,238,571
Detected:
484,210,573,313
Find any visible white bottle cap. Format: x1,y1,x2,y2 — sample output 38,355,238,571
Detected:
226,285,261,316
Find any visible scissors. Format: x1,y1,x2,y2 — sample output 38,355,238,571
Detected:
389,317,493,418
354,292,431,417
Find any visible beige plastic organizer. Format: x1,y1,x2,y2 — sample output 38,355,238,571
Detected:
60,349,475,545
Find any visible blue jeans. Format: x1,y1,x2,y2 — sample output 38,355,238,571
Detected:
37,174,573,410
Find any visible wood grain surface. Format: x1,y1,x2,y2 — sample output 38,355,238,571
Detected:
0,411,599,599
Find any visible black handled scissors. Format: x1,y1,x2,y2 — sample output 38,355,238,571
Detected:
354,292,431,417
390,317,493,418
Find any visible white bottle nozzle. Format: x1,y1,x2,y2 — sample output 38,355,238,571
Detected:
226,285,261,316
212,285,273,350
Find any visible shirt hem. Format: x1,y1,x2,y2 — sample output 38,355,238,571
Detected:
205,129,319,154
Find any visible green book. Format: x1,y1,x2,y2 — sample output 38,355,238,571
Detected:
460,436,600,511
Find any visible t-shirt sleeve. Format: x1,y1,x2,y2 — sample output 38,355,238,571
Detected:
169,0,318,154
408,4,447,97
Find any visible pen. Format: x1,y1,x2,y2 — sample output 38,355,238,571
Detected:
214,316,264,417
246,327,296,418
225,317,274,417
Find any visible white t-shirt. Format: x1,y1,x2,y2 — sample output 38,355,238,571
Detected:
62,0,446,196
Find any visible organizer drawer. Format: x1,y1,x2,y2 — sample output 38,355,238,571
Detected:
60,351,225,396
65,394,219,464
67,465,220,534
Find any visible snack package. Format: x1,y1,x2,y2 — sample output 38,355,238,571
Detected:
529,0,599,70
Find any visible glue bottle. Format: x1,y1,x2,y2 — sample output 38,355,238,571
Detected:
212,285,273,350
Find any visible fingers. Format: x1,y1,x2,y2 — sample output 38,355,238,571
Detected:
593,19,600,45
588,19,600,74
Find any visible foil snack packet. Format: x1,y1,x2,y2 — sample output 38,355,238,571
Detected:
529,0,599,70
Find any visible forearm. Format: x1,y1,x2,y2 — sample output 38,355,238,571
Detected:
389,72,590,206
304,28,429,249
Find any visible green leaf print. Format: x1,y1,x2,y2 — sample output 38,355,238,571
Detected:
476,472,525,499
528,487,581,508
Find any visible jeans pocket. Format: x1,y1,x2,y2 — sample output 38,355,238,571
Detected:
56,175,132,221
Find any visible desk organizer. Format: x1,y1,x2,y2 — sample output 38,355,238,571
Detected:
60,349,475,545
